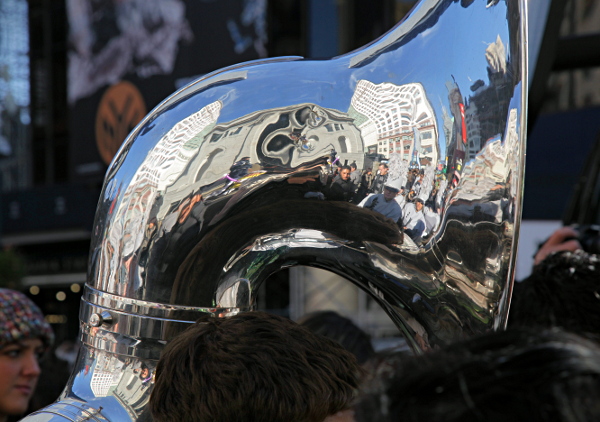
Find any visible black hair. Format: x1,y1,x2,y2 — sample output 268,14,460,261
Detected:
151,311,362,422
298,310,375,364
509,250,600,338
356,327,600,422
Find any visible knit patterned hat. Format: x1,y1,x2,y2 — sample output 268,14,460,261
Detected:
0,288,54,348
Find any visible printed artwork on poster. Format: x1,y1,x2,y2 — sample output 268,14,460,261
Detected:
95,81,147,165
67,0,268,105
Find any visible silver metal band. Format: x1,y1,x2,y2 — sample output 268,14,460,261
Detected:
80,285,246,358
26,398,111,421
83,285,237,320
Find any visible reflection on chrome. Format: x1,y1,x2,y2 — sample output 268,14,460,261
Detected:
351,80,439,169
23,0,527,420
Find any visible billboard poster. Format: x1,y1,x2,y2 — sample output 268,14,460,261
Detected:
67,0,267,182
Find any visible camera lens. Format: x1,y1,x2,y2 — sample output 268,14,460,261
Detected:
575,225,600,255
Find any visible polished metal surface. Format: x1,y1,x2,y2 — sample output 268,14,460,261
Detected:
22,0,527,420
26,344,155,421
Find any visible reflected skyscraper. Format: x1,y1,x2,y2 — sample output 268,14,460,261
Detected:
349,80,439,167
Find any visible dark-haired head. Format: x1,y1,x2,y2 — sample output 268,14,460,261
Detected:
356,327,600,422
509,250,600,338
150,311,362,422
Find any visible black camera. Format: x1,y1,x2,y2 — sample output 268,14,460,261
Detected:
572,224,600,255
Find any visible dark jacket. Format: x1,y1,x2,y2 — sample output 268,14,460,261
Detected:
326,176,356,201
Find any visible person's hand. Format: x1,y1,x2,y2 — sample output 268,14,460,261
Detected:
533,226,582,266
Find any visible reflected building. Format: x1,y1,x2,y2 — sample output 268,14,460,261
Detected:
450,35,512,180
464,35,512,164
98,100,222,295
445,79,467,186
348,80,438,167
88,353,154,419
113,364,153,417
451,108,521,223
90,354,125,397
440,105,453,172
465,93,482,161
159,103,365,205
191,103,365,173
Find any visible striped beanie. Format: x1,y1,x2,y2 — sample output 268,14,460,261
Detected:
0,288,54,348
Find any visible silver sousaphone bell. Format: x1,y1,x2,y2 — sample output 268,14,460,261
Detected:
23,0,527,420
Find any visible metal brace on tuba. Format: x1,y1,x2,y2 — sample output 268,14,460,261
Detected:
23,0,528,420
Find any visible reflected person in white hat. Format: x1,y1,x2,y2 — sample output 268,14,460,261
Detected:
358,178,403,224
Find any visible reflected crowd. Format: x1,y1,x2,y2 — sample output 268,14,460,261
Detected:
306,158,448,247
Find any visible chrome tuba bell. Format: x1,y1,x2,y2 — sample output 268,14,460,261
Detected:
23,0,527,420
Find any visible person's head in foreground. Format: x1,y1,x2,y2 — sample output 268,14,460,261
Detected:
354,327,600,422
0,288,53,422
509,249,600,337
298,310,375,365
150,311,362,422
